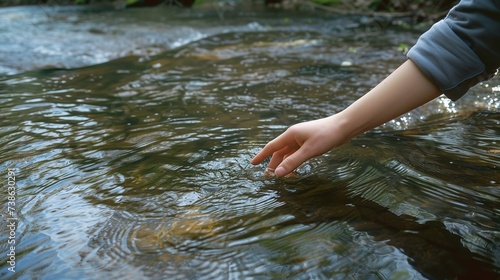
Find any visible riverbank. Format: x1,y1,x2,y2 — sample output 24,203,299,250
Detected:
1,0,457,23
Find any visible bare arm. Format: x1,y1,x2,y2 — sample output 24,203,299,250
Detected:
251,59,441,177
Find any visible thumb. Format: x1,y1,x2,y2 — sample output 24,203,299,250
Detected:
274,148,312,177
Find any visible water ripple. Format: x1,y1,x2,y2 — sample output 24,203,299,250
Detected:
1,7,499,279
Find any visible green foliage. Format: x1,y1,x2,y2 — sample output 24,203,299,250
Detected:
311,0,341,5
73,0,140,5
126,0,140,5
368,0,384,11
398,43,408,54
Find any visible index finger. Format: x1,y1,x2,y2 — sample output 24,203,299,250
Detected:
251,132,290,165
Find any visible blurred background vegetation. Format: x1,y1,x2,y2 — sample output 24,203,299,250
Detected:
0,0,458,22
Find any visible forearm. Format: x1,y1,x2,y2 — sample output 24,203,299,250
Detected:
338,59,441,139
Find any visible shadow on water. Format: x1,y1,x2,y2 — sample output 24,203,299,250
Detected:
267,175,498,280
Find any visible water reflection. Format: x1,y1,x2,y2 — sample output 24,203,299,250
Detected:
0,5,499,280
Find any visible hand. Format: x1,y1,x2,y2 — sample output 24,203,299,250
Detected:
251,115,351,177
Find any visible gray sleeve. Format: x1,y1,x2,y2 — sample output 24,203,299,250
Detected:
407,0,500,101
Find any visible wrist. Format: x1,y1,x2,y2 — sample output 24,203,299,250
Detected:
325,113,358,144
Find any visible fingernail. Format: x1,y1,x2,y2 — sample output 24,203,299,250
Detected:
275,167,286,177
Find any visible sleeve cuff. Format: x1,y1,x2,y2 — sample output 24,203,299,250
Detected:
407,21,488,101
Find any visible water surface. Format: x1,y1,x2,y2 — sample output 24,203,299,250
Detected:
0,5,499,280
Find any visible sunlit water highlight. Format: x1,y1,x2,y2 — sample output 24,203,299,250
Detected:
0,4,499,280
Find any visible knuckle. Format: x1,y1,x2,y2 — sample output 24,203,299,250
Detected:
282,156,298,168
287,124,300,134
273,149,287,157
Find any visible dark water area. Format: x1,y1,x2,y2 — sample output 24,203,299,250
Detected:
0,4,499,280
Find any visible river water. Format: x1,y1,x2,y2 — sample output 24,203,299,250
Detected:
0,4,499,280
